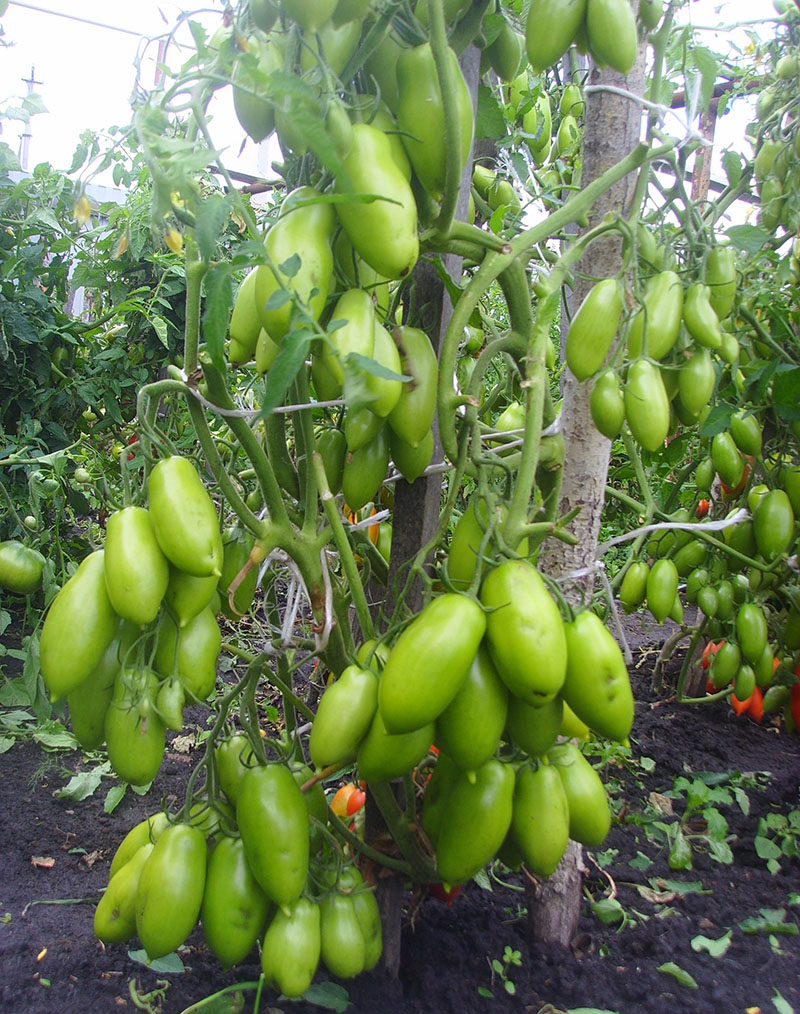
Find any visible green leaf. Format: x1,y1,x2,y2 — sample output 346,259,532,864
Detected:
279,253,302,280
657,962,698,989
707,838,733,864
726,224,771,254
721,149,743,188
628,852,653,871
55,767,103,801
260,329,313,416
264,288,293,311
34,727,77,751
347,352,410,383
104,783,126,814
302,981,349,1012
476,84,507,141
755,835,783,861
149,315,170,350
771,367,800,422
700,402,734,437
196,193,230,263
772,989,795,1014
567,1009,620,1014
668,828,692,870
739,909,799,935
127,949,185,973
691,930,732,956
591,898,625,924
477,986,493,998
201,265,232,372
0,735,14,754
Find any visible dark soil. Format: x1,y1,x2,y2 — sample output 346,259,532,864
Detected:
1,617,799,1014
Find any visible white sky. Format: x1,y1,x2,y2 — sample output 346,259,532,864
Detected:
0,0,780,190
0,0,270,181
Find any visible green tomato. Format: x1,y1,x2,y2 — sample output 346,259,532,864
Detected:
627,271,684,360
163,566,217,628
0,540,45,595
104,506,169,626
320,892,366,978
548,742,611,847
135,823,207,960
105,669,166,786
511,763,570,877
148,456,223,578
237,764,309,911
67,619,138,751
480,560,567,705
261,898,321,998
109,812,170,880
378,594,486,734
566,278,623,381
202,836,272,968
387,327,438,449
334,123,419,281
255,187,336,343
94,842,154,945
309,665,379,769
562,610,633,742
396,43,473,201
585,0,638,74
435,644,509,773
435,758,515,887
646,558,679,624
504,693,563,757
525,0,587,73
625,359,670,452
356,708,434,782
154,607,221,702
40,550,118,702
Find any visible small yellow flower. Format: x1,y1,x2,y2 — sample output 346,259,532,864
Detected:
72,195,91,225
112,232,129,258
164,228,184,254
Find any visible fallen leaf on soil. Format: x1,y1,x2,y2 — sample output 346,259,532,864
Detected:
30,856,54,869
635,885,676,904
648,791,674,815
81,850,101,869
170,735,194,754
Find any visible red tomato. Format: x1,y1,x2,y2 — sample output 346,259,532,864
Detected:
705,676,716,695
747,685,764,723
696,498,710,518
790,683,800,729
331,782,359,818
701,641,723,670
730,689,754,716
720,454,754,498
346,788,366,815
428,883,462,906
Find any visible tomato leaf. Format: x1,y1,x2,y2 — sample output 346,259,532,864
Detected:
127,949,186,973
476,84,506,141
202,265,232,372
55,767,104,802
260,329,313,416
657,962,698,989
691,930,732,956
103,783,126,814
726,224,771,254
668,828,692,870
739,908,799,935
772,989,795,1014
302,981,349,1012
